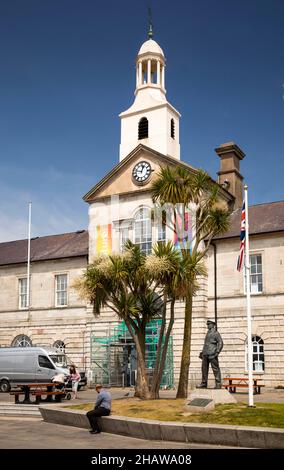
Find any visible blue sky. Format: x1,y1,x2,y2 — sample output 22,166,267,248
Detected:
0,0,283,241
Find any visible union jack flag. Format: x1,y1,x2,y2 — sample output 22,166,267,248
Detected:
237,200,245,271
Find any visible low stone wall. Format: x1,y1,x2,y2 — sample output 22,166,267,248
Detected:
39,405,284,449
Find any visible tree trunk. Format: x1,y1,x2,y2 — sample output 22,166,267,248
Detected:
134,337,150,399
176,291,193,398
150,297,167,398
126,324,149,399
135,330,144,395
150,299,175,399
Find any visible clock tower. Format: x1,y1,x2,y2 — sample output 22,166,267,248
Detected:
119,30,181,162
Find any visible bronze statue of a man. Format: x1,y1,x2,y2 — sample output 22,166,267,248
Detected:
197,320,223,389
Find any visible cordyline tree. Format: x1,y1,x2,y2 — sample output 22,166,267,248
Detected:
151,166,231,398
145,242,206,398
75,241,203,399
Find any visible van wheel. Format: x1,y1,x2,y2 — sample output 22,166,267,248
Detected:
0,380,11,393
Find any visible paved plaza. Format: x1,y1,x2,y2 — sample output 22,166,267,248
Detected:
0,387,283,449
0,416,233,449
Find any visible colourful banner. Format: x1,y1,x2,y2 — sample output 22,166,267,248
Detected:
96,224,112,254
173,211,192,251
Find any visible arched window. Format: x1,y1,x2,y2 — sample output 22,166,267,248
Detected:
134,207,152,254
245,335,265,372
11,334,32,347
171,119,175,139
138,117,148,140
53,340,66,353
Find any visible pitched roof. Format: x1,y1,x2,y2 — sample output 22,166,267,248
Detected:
0,230,88,266
83,143,232,204
83,144,196,202
214,201,284,240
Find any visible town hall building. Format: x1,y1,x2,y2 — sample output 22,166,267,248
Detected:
0,32,283,390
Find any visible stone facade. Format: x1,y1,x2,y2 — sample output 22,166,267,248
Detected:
0,256,91,370
206,232,284,387
0,227,283,388
0,35,283,391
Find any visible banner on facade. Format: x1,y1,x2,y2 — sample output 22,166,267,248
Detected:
173,210,193,251
96,224,112,254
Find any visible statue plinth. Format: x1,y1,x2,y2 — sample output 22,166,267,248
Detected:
184,397,215,414
188,387,237,405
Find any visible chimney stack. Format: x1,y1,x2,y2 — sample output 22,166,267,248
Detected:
215,141,245,210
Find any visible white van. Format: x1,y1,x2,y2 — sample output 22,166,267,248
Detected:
0,347,70,392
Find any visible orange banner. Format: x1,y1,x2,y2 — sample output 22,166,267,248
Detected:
96,224,112,254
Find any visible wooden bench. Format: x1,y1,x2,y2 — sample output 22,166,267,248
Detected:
10,383,66,404
10,391,27,404
223,377,265,395
32,390,65,403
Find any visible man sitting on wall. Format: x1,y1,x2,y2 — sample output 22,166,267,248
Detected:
86,384,112,434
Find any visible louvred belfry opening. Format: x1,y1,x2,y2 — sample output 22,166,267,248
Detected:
171,118,175,139
138,117,148,140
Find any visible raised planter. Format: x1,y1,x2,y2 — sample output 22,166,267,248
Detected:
39,405,284,449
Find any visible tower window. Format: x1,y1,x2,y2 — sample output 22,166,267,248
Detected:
171,119,175,139
138,117,148,140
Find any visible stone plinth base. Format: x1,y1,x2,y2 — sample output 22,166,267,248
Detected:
184,397,215,414
188,388,237,404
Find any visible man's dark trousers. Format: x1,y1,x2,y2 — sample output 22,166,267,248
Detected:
87,407,110,432
201,355,221,387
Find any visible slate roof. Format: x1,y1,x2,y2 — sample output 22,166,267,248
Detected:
214,201,284,240
0,230,88,266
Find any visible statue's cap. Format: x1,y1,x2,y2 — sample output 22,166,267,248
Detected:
207,320,216,325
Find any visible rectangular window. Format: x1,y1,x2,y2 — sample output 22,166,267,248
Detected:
55,274,67,307
19,278,28,309
245,336,265,372
135,221,152,254
119,226,129,252
250,254,263,294
244,254,263,294
157,222,166,244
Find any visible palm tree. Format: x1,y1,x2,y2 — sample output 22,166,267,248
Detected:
151,166,231,398
145,242,207,398
78,246,152,399
75,242,170,399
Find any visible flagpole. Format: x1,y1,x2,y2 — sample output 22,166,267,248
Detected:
27,202,32,310
244,185,254,407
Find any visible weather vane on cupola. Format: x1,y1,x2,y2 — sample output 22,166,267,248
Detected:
148,6,154,39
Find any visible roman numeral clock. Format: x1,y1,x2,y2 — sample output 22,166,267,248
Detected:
132,161,152,184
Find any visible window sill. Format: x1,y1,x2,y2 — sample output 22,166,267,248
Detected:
243,371,265,375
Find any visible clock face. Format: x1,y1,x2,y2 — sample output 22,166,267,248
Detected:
132,161,152,184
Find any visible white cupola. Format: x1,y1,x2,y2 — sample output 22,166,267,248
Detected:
119,28,180,161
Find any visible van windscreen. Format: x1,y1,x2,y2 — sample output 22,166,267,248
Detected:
50,355,68,368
